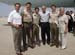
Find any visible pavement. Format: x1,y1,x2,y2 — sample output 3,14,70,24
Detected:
0,18,75,55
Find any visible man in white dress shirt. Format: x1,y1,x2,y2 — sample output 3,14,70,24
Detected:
8,3,23,55
39,5,50,45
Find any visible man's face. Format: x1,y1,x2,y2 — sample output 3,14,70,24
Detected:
42,6,46,12
70,11,73,14
51,6,56,11
35,9,39,13
26,4,31,10
15,4,20,11
60,9,64,16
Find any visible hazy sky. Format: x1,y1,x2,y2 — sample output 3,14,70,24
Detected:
0,0,75,7
0,0,75,17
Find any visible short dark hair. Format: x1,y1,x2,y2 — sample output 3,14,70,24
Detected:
14,3,21,6
34,7,39,11
25,2,32,5
51,4,56,8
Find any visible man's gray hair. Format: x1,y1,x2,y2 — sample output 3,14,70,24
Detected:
59,7,65,11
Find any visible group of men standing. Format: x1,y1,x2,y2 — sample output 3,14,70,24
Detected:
8,2,69,55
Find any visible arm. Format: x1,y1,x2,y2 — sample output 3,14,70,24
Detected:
65,23,68,34
8,12,14,26
48,13,50,18
64,16,68,34
8,12,20,28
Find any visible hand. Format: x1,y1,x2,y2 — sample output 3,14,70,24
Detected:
64,28,68,34
21,24,23,27
24,14,28,17
13,24,20,29
48,13,50,18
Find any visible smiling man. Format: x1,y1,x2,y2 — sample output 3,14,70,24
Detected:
8,3,23,55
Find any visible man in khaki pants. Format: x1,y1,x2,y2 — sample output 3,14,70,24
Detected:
49,4,59,48
22,2,34,48
8,3,23,55
32,7,41,46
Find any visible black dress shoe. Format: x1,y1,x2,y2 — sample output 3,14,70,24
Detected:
47,41,50,45
43,42,46,45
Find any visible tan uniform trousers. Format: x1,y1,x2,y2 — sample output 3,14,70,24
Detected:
23,22,33,47
50,23,59,46
32,24,40,46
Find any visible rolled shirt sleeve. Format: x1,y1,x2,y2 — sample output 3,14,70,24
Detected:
8,10,22,25
8,12,13,23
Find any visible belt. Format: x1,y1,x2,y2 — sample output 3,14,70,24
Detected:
23,22,32,24
40,22,49,23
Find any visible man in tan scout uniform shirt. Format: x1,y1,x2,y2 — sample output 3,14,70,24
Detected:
22,2,34,48
49,4,59,48
32,7,41,46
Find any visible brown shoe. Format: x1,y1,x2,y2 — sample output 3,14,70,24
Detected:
50,43,55,47
16,52,23,55
56,45,59,48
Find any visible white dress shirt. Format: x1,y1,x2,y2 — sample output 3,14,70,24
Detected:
39,11,50,22
8,10,22,25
